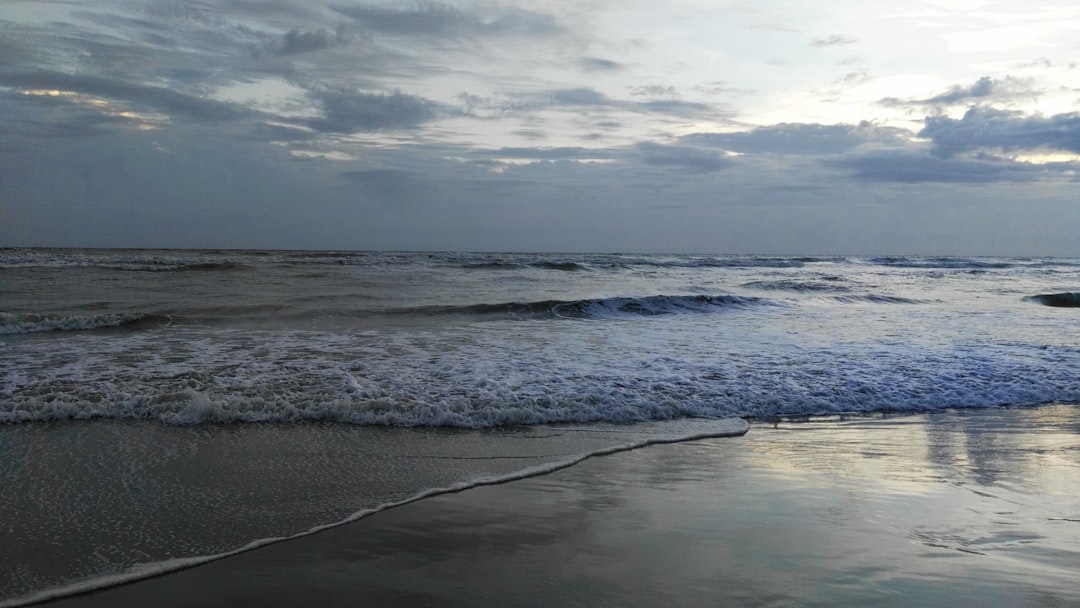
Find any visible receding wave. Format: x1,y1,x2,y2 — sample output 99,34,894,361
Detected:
392,294,771,320
0,312,170,335
1024,292,1080,307
0,418,747,608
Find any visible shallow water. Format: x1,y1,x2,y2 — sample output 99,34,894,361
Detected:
348,406,1080,607
27,406,1080,608
0,418,747,605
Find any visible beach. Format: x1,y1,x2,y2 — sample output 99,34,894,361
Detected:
38,406,1080,608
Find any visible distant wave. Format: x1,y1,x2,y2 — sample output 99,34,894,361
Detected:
105,262,247,272
634,257,812,269
869,256,1013,270
742,278,851,293
1024,292,1080,307
459,261,588,271
392,294,771,320
0,259,246,272
458,256,824,271
0,312,170,335
829,294,926,305
532,261,587,271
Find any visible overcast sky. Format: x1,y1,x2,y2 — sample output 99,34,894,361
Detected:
2,0,1080,254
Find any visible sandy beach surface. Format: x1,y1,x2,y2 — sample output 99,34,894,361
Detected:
39,406,1080,607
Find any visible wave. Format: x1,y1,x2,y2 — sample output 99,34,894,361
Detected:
0,312,170,335
829,294,926,305
103,262,248,272
532,261,587,271
868,256,1013,270
742,278,851,293
1024,292,1080,307
392,294,772,320
624,257,812,269
458,261,588,271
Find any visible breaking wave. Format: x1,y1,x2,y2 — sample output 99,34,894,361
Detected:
0,312,170,335
742,278,851,293
392,294,772,319
868,256,1013,270
1024,292,1080,307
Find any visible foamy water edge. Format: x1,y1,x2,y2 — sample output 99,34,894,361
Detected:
0,418,748,607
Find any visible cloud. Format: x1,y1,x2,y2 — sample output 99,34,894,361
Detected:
635,142,731,173
275,27,350,55
0,69,255,123
460,87,722,123
811,34,856,48
628,85,677,97
531,88,717,117
490,147,617,160
683,122,908,155
919,107,1080,157
330,3,563,39
580,57,623,72
880,76,1035,108
307,86,441,132
829,149,1078,183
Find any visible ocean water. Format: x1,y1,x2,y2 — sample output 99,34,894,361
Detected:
1,248,1078,604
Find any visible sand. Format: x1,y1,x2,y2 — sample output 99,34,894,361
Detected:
39,406,1080,607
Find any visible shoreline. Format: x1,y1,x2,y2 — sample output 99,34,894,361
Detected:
3,419,749,608
26,405,1080,607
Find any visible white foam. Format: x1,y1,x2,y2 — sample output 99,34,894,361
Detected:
0,418,748,608
3,320,1080,425
0,312,155,335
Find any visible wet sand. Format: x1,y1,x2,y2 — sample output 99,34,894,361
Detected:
41,406,1080,607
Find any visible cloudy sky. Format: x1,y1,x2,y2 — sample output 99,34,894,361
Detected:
2,0,1080,254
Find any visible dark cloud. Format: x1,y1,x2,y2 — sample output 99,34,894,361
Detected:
635,142,731,173
547,87,610,106
580,57,623,71
330,3,562,39
276,27,350,55
919,107,1080,157
811,35,856,48
683,122,908,155
530,88,717,118
341,168,416,185
829,150,1077,183
307,86,441,132
880,76,1034,107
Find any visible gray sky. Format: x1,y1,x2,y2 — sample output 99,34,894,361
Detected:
2,0,1079,255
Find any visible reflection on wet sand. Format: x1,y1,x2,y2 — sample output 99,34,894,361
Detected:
37,405,1080,608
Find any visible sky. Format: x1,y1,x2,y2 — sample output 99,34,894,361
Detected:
2,0,1080,255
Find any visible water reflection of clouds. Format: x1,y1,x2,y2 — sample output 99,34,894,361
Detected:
725,407,1079,503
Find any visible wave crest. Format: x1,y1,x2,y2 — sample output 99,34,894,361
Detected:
396,294,770,320
0,312,169,335
1025,292,1080,307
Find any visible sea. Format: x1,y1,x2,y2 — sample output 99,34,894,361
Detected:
1,248,1078,605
